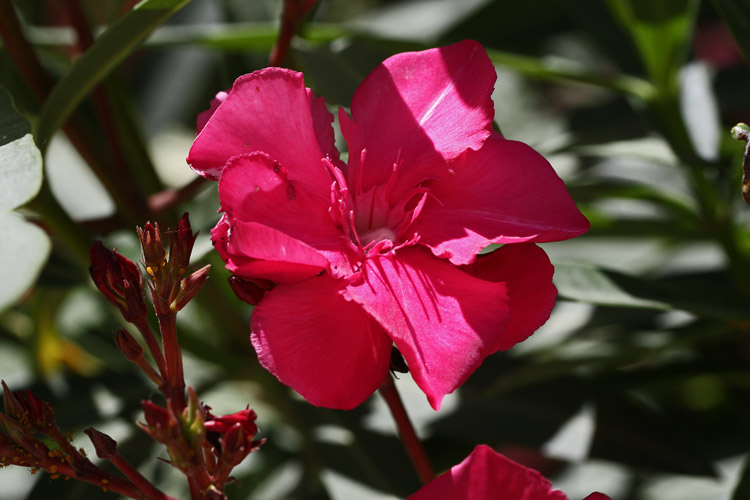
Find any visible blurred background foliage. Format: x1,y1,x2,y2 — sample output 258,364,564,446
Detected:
2,0,750,498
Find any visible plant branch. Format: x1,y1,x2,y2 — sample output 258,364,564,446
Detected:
270,0,317,67
378,374,435,485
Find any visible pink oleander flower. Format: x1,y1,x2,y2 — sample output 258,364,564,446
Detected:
188,40,589,410
409,445,610,500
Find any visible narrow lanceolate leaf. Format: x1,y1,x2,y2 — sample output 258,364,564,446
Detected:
605,0,699,90
553,262,670,310
35,0,190,150
713,0,750,64
553,262,750,320
0,87,50,311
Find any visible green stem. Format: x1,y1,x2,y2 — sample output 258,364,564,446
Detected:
378,374,435,485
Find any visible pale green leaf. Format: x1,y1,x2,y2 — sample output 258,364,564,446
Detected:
0,212,51,311
0,135,42,211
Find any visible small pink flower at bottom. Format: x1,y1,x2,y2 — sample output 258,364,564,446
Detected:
408,445,611,500
189,40,589,410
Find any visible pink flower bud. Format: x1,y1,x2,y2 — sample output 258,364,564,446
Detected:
140,400,172,443
168,213,198,274
89,242,146,323
171,265,210,312
137,222,167,280
1,380,24,419
113,329,143,361
84,427,117,459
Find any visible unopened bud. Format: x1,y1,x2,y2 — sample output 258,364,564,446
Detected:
182,388,205,450
84,427,117,459
141,401,169,429
172,265,210,312
1,381,24,419
228,276,274,306
168,213,198,274
22,390,54,430
89,242,147,323
113,329,143,361
137,222,167,280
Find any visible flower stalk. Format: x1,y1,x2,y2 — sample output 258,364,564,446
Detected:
378,374,435,485
269,0,317,67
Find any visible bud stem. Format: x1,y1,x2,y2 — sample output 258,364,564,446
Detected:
158,313,186,411
378,374,435,485
111,451,177,500
133,317,168,383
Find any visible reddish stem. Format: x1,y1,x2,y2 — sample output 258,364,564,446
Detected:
378,374,435,485
49,459,148,500
65,0,150,223
0,0,53,100
149,176,208,215
269,0,317,67
133,317,168,383
158,313,185,411
110,452,178,500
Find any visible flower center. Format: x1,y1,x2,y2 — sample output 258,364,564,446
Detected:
360,227,396,247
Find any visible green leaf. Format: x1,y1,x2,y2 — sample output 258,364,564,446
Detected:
605,0,699,90
35,0,190,150
713,0,750,64
0,86,31,147
554,262,671,310
732,455,750,500
553,262,750,320
0,212,51,311
591,392,716,476
0,86,50,312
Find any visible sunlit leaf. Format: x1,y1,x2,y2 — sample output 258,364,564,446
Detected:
0,212,51,311
554,262,750,320
0,86,50,312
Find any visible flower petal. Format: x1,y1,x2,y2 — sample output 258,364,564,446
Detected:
345,247,509,410
188,67,336,187
196,90,228,134
413,135,590,265
250,274,392,409
462,243,557,352
212,216,327,284
408,445,569,500
341,40,495,200
218,152,358,277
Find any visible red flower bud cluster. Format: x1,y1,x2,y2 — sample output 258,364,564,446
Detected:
0,381,150,498
204,407,263,468
138,213,210,316
139,388,263,495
